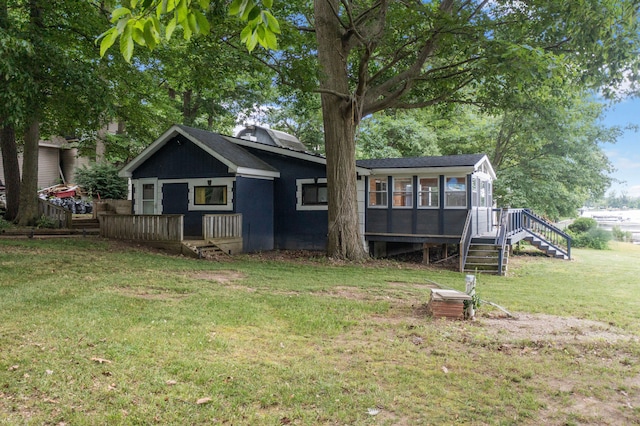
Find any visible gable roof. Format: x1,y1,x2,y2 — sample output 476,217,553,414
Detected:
119,125,279,178
356,154,496,179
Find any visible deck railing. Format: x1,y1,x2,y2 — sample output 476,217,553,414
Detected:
203,214,242,239
100,214,183,242
38,199,73,228
494,208,571,259
459,210,474,273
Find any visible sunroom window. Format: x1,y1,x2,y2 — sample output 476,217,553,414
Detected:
445,176,467,207
418,177,439,208
368,177,388,207
393,177,413,207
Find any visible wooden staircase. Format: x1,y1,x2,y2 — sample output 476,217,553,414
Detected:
463,242,508,275
460,208,572,276
71,217,100,234
524,235,569,259
181,240,230,259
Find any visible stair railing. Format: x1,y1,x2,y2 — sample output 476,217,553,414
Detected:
495,208,509,275
459,210,474,273
522,209,571,259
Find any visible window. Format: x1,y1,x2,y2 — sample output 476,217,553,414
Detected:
418,177,439,208
142,183,155,214
302,183,328,205
368,177,388,207
195,186,227,205
445,176,467,207
393,177,413,207
480,180,487,207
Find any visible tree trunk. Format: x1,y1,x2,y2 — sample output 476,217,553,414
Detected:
315,0,368,260
16,120,39,226
0,125,21,221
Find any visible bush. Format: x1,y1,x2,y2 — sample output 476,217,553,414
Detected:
75,163,128,200
612,226,632,242
568,217,598,233
569,227,611,250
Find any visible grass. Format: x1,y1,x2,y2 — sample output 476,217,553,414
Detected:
1,238,639,424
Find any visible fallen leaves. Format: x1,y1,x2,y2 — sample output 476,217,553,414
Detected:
90,357,112,364
196,397,212,405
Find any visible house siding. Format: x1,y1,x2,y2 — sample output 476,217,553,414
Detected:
235,177,274,252
242,147,328,250
132,135,233,180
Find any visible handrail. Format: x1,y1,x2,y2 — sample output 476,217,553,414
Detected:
459,210,474,273
38,198,73,228
495,208,509,275
522,209,571,259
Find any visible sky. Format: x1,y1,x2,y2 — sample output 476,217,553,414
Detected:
601,97,640,198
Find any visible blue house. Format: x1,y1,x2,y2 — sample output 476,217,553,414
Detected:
119,124,570,274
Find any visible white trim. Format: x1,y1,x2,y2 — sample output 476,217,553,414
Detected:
367,166,474,176
296,178,328,211
134,178,159,214
367,176,389,208
417,175,440,209
188,178,235,211
391,176,413,209
119,125,281,179
235,166,279,179
444,175,468,209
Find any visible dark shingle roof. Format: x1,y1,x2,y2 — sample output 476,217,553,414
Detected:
356,154,486,169
177,125,278,173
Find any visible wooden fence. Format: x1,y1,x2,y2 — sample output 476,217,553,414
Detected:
38,199,73,228
100,214,183,242
203,214,242,239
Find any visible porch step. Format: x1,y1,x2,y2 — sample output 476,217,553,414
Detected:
524,236,569,259
181,240,229,259
463,243,508,275
70,218,100,232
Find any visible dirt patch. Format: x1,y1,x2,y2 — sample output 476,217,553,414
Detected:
187,270,246,284
113,286,191,301
476,313,637,344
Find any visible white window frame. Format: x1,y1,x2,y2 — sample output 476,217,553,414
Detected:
296,178,328,211
134,178,159,214
188,178,234,211
444,175,467,209
368,176,388,208
392,176,413,208
418,176,440,209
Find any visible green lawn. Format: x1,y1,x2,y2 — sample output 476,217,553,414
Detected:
1,238,639,425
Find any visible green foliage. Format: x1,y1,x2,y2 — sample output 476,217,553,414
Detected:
611,226,633,242
357,111,441,159
75,163,128,200
568,217,598,234
35,214,56,229
569,227,611,250
99,0,278,61
0,216,12,230
567,217,610,249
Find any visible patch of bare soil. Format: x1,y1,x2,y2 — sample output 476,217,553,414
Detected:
477,312,637,344
187,270,246,284
114,286,191,301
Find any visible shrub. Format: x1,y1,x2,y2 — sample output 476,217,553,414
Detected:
569,227,611,249
612,226,632,242
568,217,598,233
75,163,128,200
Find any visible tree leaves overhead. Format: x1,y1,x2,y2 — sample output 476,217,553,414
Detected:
98,0,279,62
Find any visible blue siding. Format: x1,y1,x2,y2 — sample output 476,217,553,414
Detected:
243,148,328,250
133,135,232,180
235,177,274,252
162,183,203,237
